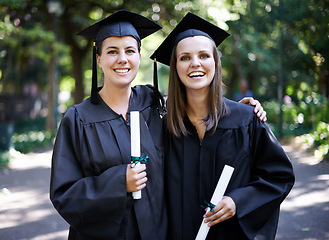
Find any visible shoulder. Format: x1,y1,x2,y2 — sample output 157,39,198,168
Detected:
130,84,157,111
63,97,118,125
218,98,256,129
132,84,155,96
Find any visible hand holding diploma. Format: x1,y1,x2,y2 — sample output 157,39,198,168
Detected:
203,196,236,226
130,111,148,199
195,165,234,240
126,163,147,194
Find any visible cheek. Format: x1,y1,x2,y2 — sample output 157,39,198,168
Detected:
208,60,216,78
132,55,141,68
176,62,186,79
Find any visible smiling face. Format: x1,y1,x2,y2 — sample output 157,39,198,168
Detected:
96,35,141,89
175,35,216,92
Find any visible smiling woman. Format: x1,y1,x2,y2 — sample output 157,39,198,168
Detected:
49,10,167,240
152,12,294,240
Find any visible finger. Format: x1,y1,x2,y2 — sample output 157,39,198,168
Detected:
131,164,146,173
136,163,146,171
137,176,148,185
207,211,234,227
204,207,224,222
262,111,267,122
136,183,146,190
203,202,223,218
139,171,147,178
254,105,262,115
239,97,254,105
248,98,257,106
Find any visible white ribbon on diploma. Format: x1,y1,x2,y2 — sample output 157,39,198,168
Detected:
195,165,234,240
130,111,141,199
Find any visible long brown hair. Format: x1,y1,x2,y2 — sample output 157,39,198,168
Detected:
166,40,229,137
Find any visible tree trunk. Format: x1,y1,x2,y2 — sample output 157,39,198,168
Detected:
319,70,329,98
46,56,57,131
227,34,244,99
45,8,58,131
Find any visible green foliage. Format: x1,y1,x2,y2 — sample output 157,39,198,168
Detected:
0,0,25,8
265,90,329,160
12,130,55,154
265,93,328,136
0,150,10,168
296,122,329,160
14,117,47,133
11,117,55,153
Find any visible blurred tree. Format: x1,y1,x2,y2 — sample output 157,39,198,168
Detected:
1,0,328,131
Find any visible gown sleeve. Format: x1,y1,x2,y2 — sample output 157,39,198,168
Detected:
50,107,128,239
227,116,295,239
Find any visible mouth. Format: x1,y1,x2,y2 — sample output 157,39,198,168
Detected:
188,71,205,78
114,68,130,74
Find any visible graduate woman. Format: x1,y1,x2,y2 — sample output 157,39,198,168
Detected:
49,10,167,239
152,13,295,240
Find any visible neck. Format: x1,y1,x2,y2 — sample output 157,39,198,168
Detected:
186,88,209,120
186,88,209,140
99,83,131,119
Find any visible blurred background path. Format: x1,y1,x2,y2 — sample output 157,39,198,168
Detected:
276,143,329,240
0,143,328,240
0,148,68,240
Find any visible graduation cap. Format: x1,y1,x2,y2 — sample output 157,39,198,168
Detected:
77,10,161,104
150,12,230,67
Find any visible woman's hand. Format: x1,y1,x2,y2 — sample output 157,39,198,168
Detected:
239,97,267,122
203,196,236,227
126,164,147,192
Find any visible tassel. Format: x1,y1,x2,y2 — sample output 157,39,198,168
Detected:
91,41,99,104
153,57,166,116
153,57,159,91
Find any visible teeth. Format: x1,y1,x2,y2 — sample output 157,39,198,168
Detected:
115,69,129,73
189,72,205,77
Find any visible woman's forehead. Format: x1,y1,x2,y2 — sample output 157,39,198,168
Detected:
176,36,214,52
102,35,139,47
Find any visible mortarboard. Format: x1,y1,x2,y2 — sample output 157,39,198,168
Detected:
77,10,161,104
150,12,230,66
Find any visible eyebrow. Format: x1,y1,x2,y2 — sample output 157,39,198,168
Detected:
105,46,137,50
177,49,211,56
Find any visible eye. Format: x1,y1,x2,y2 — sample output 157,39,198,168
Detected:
107,50,117,55
200,53,210,59
126,49,136,54
180,55,190,61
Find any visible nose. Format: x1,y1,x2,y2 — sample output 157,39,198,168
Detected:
117,51,128,64
190,56,201,68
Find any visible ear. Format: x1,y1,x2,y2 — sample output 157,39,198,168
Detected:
96,54,102,68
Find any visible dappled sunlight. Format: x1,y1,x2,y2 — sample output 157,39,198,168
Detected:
30,230,68,240
276,144,329,239
0,150,68,239
0,189,52,229
282,189,329,210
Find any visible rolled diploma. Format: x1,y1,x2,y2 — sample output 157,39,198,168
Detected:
195,165,234,240
130,111,141,199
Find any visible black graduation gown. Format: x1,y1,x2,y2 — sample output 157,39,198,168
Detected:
50,85,167,240
165,98,295,240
